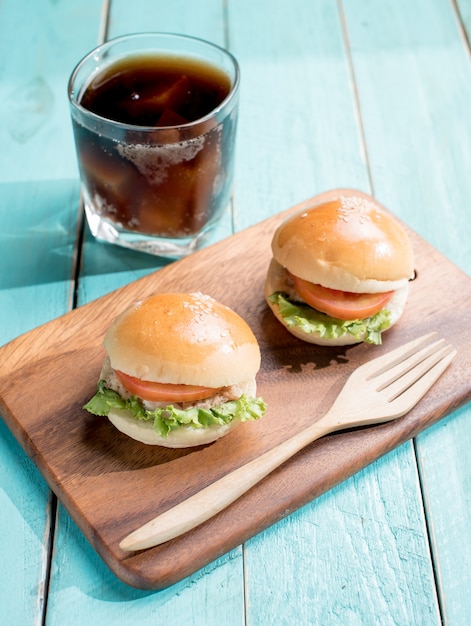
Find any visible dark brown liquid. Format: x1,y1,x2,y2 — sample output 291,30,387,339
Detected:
73,54,236,238
80,54,232,127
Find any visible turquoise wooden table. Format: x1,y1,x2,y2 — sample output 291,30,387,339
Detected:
1,0,471,623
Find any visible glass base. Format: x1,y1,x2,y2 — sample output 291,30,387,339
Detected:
84,204,216,258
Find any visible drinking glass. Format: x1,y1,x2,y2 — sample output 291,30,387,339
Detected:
68,33,240,257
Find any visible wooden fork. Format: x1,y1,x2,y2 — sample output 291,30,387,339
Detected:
120,332,456,552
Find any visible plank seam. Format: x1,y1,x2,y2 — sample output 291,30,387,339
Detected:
100,0,111,44
337,0,375,196
40,494,58,626
413,437,446,625
451,0,471,59
72,195,86,311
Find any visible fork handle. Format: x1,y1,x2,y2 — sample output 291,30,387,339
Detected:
120,412,336,552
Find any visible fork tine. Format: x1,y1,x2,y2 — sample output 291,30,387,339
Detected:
359,332,438,379
384,347,456,416
379,343,455,401
372,338,447,391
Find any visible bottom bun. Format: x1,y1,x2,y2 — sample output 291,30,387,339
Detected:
265,259,409,346
271,316,368,346
108,409,242,448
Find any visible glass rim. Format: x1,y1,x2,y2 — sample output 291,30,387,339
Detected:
67,31,240,133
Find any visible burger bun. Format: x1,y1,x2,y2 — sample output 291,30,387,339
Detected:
270,194,414,294
108,408,243,448
104,292,261,387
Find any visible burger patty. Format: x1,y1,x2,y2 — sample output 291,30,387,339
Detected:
99,357,257,412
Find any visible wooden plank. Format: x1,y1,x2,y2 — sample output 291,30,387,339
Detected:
342,0,471,624
226,0,445,623
245,442,439,625
229,0,371,230
0,180,79,333
107,0,227,43
0,420,52,625
46,507,245,625
452,0,471,57
1,190,470,591
43,0,469,620
440,22,471,617
0,0,103,183
46,0,247,622
1,0,468,622
0,0,105,623
417,404,471,624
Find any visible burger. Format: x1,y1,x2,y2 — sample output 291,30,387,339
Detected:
84,292,266,447
265,194,415,346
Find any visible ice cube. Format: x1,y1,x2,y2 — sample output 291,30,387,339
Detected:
120,75,191,123
156,108,188,127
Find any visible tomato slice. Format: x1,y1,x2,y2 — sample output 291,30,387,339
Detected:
115,370,220,402
290,274,394,320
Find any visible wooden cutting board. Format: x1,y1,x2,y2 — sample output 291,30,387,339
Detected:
1,189,470,590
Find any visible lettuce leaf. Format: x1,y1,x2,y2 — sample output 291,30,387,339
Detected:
83,381,267,437
269,292,391,345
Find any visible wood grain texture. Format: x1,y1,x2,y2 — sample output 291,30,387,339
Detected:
1,0,471,622
212,2,471,623
0,0,101,183
230,0,371,230
46,506,245,625
46,0,246,618
343,1,471,623
1,190,470,589
0,0,104,623
245,440,442,626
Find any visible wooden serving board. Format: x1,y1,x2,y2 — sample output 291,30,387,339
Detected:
1,189,470,590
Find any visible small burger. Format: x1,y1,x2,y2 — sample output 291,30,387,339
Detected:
84,292,266,447
265,194,415,346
